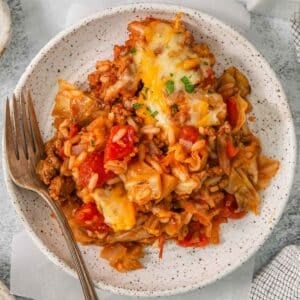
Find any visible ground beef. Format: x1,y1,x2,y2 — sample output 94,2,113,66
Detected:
36,159,58,185
88,55,139,103
48,176,75,202
111,102,132,125
36,138,62,185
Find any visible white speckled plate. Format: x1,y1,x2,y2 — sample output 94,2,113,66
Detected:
0,0,11,55
2,4,296,297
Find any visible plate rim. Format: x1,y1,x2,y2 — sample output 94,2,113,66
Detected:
3,3,297,297
0,280,15,300
0,0,12,55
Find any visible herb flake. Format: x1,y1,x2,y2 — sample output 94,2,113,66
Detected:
129,47,137,54
147,107,159,118
181,76,195,93
141,86,149,99
151,111,159,117
90,140,95,147
165,80,175,95
133,103,143,110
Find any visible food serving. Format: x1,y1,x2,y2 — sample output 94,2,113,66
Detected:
36,14,279,272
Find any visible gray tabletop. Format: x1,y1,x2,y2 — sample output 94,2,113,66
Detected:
0,0,299,297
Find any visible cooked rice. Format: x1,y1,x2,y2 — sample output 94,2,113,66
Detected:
36,14,279,273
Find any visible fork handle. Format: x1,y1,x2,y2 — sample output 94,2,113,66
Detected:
37,189,98,300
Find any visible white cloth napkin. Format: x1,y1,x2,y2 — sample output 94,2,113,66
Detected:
20,0,251,55
20,0,300,57
10,231,255,300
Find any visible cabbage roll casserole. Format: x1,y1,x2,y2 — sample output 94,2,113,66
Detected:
37,15,279,272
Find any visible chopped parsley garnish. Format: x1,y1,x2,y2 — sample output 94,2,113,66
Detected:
141,86,149,99
133,103,143,110
129,47,137,54
181,76,195,93
151,111,159,117
90,140,95,147
165,80,175,95
171,103,179,115
147,107,159,118
170,73,174,77
203,61,209,65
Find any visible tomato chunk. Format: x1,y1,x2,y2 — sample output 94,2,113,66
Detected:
221,193,247,219
226,97,238,128
74,202,110,232
69,123,80,138
104,125,136,162
179,126,199,143
177,221,209,247
226,140,239,158
78,151,114,187
178,233,209,247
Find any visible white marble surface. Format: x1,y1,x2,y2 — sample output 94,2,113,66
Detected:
0,0,299,299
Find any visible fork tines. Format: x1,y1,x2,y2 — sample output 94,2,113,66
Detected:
5,91,44,163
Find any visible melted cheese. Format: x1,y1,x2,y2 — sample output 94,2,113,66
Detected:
188,93,226,127
132,18,226,138
92,185,136,232
133,21,201,129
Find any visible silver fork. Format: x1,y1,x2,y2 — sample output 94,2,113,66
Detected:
5,92,98,300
